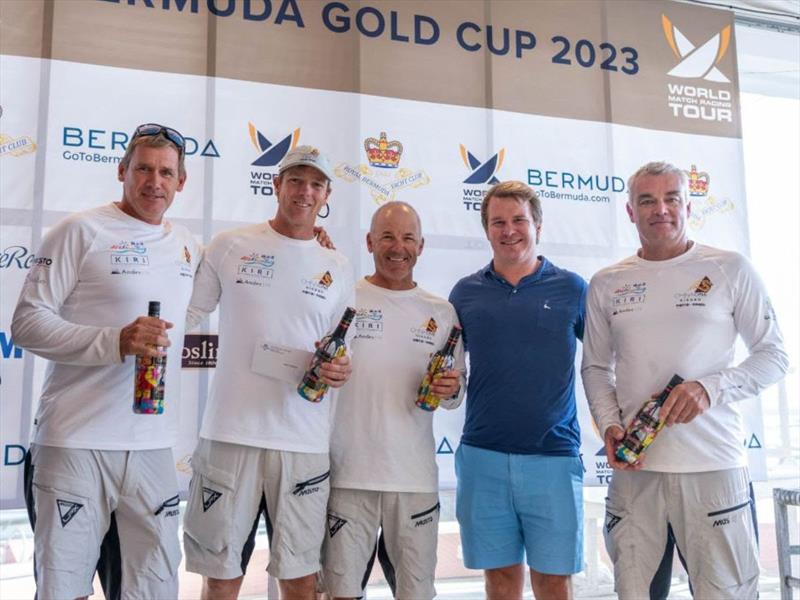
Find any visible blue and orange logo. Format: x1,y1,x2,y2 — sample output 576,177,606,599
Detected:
249,123,300,167
460,144,505,185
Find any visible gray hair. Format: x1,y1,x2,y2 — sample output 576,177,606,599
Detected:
628,161,688,203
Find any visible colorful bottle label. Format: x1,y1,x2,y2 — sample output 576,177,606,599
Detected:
133,355,166,414
133,300,166,415
615,374,683,464
416,325,461,412
416,354,455,412
297,307,356,403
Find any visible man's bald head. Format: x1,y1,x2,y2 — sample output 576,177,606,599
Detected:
366,201,424,291
369,201,422,238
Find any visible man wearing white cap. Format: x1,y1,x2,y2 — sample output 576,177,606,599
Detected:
183,145,355,599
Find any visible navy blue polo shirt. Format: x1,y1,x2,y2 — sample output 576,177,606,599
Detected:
449,257,587,456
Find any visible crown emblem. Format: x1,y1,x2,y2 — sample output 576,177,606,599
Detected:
364,132,403,169
685,165,710,197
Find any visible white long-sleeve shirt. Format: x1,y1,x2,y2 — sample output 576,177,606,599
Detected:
11,203,200,450
187,221,355,453
330,278,465,493
581,243,788,472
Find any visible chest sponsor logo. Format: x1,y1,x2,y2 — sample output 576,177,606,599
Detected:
355,308,384,339
236,253,275,286
110,241,148,275
410,317,437,345
178,245,194,278
611,282,646,315
302,271,333,299
674,276,713,307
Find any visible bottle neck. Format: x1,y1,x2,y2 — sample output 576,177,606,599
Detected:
442,328,461,356
332,308,356,339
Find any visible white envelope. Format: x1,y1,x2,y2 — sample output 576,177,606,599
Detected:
251,340,313,385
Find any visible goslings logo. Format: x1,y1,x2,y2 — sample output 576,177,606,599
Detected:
683,164,734,230
235,252,275,286
0,106,37,159
355,308,384,340
460,144,505,212
110,241,148,275
182,334,218,368
248,123,300,197
302,271,334,299
662,15,734,123
335,131,430,204
674,276,713,308
611,282,646,315
410,317,437,346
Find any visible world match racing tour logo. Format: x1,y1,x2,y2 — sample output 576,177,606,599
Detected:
335,132,429,204
249,122,299,197
460,144,504,211
662,14,734,123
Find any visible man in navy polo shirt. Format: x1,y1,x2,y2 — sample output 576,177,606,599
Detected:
449,180,586,600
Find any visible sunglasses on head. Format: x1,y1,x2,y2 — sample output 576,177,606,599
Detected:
132,123,185,153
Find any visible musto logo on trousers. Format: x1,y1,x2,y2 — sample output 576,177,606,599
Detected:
662,14,731,83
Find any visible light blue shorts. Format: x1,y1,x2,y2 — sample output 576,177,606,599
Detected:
455,443,583,574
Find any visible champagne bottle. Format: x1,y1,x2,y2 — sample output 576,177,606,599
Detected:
297,307,356,403
615,374,684,464
133,301,167,415
416,325,462,412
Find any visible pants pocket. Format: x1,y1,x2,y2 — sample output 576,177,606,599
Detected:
698,496,760,592
183,454,236,554
32,466,94,574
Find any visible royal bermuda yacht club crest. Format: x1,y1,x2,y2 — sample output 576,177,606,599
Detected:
683,164,734,231
335,131,430,204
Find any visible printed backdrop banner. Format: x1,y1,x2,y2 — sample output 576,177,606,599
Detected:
1,0,765,509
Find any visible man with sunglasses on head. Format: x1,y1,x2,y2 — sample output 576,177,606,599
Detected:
183,145,355,600
11,123,198,600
